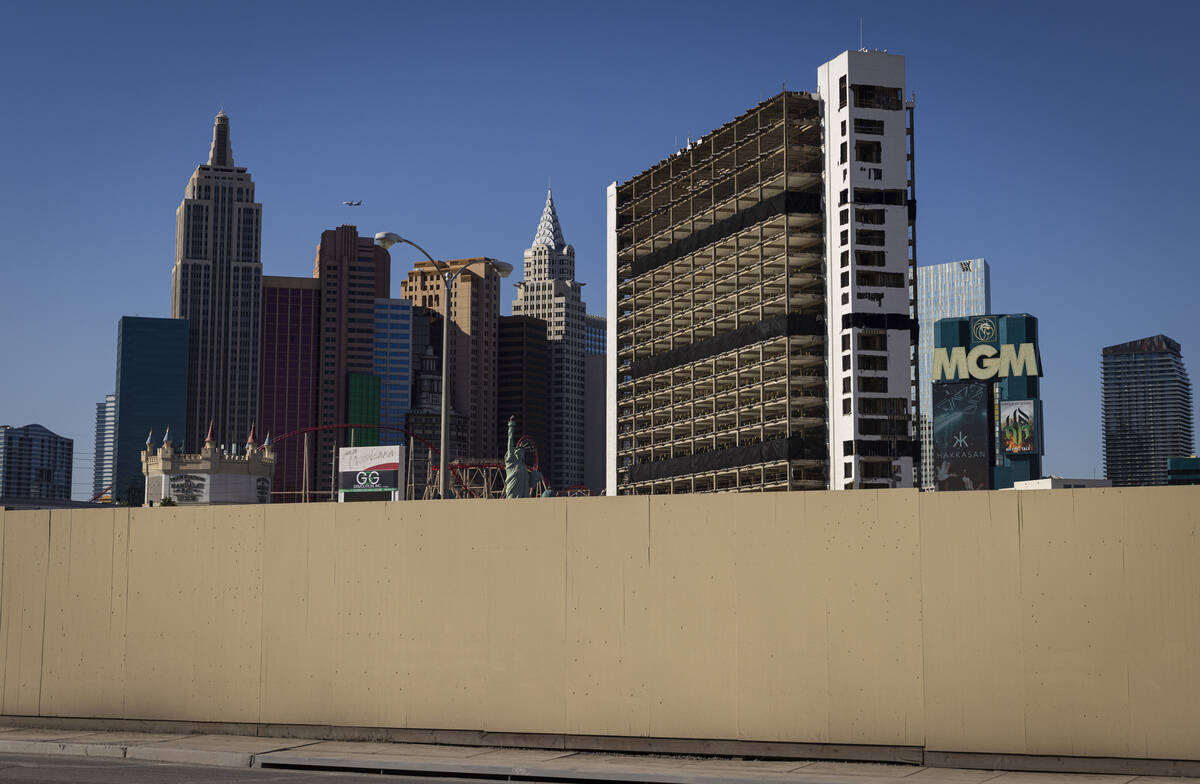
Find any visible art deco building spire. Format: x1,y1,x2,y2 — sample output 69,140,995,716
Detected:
207,110,234,167
532,188,566,250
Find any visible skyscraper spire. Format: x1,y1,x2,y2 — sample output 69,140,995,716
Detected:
208,110,233,167
532,188,566,250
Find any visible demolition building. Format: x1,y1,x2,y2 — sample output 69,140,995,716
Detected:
606,49,916,494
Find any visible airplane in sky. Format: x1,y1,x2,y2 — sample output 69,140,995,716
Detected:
342,200,362,206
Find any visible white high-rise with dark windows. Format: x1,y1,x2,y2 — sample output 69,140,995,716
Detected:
512,189,586,489
92,393,116,499
606,49,916,495
916,259,990,489
170,111,263,453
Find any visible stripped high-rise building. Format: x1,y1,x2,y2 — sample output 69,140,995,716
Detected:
607,50,916,494
171,111,263,452
512,190,586,489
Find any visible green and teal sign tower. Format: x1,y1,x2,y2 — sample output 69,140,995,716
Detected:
930,314,1043,490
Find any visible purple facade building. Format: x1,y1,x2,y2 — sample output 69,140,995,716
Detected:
259,276,320,501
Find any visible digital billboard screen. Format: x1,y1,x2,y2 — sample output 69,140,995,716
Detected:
933,380,992,491
1000,399,1040,455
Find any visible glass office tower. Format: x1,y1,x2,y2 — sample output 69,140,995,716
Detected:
916,259,990,489
113,317,189,505
1103,335,1194,486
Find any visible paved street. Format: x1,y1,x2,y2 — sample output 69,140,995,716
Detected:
0,753,482,783
0,728,1196,784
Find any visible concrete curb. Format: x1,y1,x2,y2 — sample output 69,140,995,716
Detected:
0,740,127,758
254,752,855,784
125,745,254,767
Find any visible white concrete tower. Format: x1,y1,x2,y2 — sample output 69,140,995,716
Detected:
512,189,586,489
817,51,916,489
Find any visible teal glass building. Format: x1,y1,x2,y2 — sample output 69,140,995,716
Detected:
113,317,190,505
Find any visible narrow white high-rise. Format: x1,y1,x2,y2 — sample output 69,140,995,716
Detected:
818,50,916,490
512,189,586,489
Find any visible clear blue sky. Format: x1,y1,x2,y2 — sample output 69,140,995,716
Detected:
2,0,1197,497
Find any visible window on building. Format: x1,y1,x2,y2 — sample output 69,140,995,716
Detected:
841,250,849,268
840,209,849,225
856,270,905,288
860,354,889,371
839,75,847,108
856,229,885,246
844,461,853,478
841,119,847,136
855,141,882,163
839,142,847,165
858,376,888,393
851,84,902,110
840,230,849,246
856,250,886,267
858,333,887,352
854,118,885,135
855,208,885,225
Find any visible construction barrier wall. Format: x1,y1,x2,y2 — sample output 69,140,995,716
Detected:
1,488,1197,763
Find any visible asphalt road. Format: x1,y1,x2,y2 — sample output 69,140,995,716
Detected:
0,754,490,784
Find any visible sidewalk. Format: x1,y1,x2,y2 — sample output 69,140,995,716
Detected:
0,726,1189,784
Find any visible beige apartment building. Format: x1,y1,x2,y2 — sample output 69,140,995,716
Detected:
400,259,501,460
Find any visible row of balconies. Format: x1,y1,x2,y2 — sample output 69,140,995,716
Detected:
618,455,826,494
619,277,817,345
618,121,804,220
617,233,823,309
615,94,822,206
620,382,826,431
623,287,822,348
619,208,825,283
618,163,824,259
618,337,822,397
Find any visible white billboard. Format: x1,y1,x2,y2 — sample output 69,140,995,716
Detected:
338,444,405,501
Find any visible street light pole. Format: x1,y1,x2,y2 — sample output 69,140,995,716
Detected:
438,267,452,499
374,232,512,500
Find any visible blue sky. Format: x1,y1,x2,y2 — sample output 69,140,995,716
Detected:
2,0,1197,496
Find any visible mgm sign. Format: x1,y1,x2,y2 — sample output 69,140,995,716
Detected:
931,315,1043,491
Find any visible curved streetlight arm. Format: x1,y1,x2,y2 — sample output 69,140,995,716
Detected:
373,231,512,500
374,232,449,275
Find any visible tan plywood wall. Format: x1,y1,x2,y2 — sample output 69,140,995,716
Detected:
1,488,1198,761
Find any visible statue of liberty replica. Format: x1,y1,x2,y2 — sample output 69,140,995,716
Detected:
504,415,547,498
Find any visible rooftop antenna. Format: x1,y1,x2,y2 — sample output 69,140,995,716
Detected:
859,18,863,50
